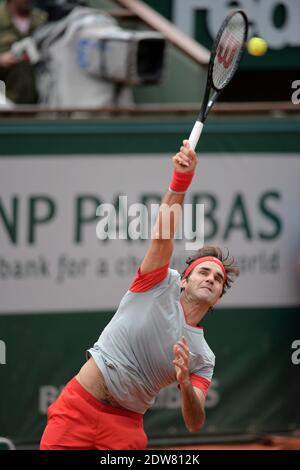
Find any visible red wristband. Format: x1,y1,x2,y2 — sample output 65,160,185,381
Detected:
169,170,194,193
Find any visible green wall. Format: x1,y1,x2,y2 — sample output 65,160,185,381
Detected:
1,117,299,447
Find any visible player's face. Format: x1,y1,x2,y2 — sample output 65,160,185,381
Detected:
182,261,224,306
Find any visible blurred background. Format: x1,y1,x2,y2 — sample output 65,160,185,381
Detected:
0,0,300,450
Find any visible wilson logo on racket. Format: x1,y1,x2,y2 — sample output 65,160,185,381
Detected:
188,10,248,151
217,32,239,69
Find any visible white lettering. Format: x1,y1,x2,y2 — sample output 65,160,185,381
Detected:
0,340,6,365
184,203,204,251
128,203,149,240
291,80,300,105
96,203,117,240
95,197,204,250
0,80,6,106
39,385,64,414
99,455,135,467
173,0,300,49
291,340,300,365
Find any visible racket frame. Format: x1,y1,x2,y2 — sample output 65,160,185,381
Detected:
188,10,248,150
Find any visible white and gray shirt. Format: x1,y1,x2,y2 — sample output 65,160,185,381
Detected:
88,268,215,414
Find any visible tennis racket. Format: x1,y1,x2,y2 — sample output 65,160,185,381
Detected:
188,10,248,150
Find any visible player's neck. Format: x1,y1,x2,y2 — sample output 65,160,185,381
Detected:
180,294,209,327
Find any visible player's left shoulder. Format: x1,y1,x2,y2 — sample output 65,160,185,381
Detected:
188,333,215,367
201,335,216,365
169,268,181,283
165,268,184,299
153,267,181,295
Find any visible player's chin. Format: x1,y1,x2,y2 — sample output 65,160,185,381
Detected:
196,288,213,301
198,289,220,305
199,286,213,294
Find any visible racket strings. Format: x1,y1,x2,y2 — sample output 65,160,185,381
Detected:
212,13,247,90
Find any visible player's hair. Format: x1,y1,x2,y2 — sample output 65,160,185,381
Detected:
181,245,240,297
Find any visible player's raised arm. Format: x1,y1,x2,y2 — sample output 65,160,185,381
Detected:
140,141,197,274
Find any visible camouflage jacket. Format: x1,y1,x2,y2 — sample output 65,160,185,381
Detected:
0,1,47,103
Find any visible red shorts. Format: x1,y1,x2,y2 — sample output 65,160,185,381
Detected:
40,377,147,450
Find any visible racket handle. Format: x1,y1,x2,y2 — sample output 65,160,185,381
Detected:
188,121,204,150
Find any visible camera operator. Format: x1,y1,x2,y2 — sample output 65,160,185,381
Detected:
0,0,47,103
34,1,87,22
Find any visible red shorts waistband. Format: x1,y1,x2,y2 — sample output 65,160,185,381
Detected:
67,377,143,422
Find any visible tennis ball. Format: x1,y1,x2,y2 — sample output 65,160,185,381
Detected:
247,37,268,57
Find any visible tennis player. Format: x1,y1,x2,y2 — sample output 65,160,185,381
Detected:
40,140,239,450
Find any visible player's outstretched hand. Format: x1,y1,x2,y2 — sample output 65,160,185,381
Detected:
173,140,198,173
